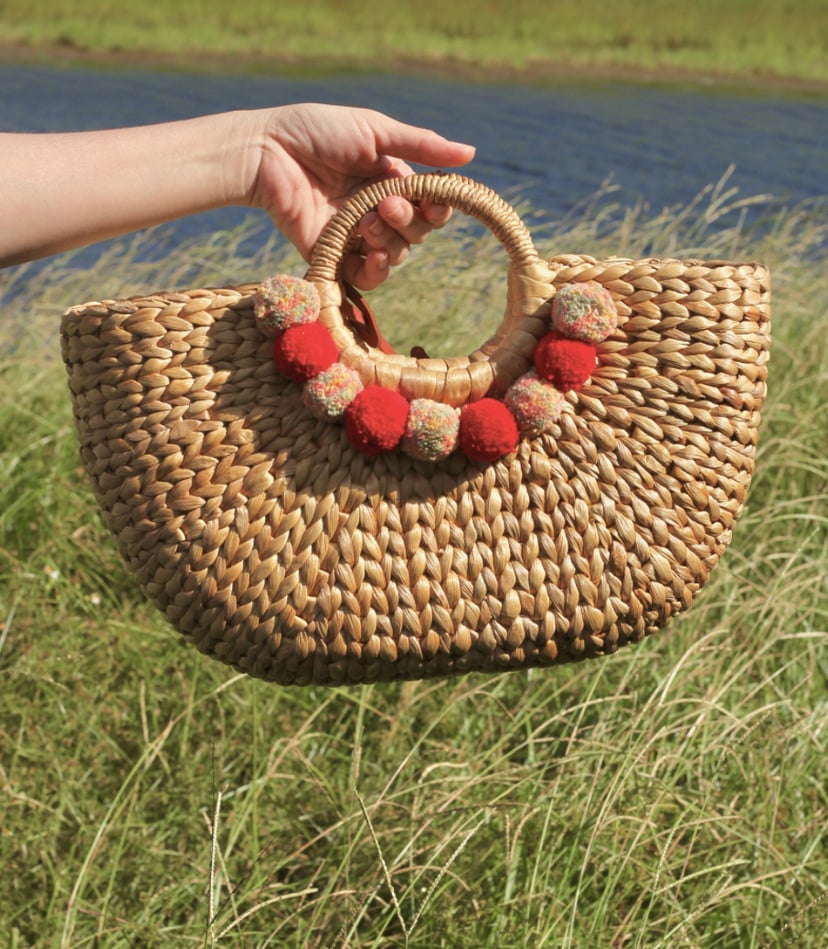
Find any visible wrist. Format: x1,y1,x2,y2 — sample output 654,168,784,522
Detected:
223,107,283,210
208,110,253,208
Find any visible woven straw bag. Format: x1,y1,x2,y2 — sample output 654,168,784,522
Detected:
61,173,770,686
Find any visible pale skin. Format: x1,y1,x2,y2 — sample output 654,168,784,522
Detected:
0,103,476,287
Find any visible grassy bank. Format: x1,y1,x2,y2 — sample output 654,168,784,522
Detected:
2,0,827,86
1,183,827,946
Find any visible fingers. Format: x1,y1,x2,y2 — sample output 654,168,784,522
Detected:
341,247,390,292
357,209,409,267
380,195,453,240
346,194,456,290
356,195,452,262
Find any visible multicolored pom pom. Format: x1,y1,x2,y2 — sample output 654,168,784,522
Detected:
401,399,460,461
256,274,619,464
255,274,320,335
272,323,339,383
534,331,597,392
303,363,364,420
551,281,617,343
459,398,519,462
344,385,409,456
505,371,565,435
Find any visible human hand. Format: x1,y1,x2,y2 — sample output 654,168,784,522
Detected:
246,104,476,289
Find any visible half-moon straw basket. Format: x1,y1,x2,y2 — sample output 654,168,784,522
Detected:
61,173,771,686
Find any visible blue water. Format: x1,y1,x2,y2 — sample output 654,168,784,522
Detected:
1,63,825,240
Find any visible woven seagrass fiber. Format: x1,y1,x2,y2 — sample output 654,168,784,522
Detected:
60,174,770,686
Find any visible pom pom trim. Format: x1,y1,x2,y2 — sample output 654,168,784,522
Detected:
254,275,617,463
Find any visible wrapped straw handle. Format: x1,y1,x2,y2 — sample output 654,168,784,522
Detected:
308,172,540,277
306,173,554,406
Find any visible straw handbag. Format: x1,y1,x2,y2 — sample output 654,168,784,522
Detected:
61,174,770,686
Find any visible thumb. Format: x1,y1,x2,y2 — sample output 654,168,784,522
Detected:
373,115,476,169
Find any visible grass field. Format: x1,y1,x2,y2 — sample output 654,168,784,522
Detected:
1,178,827,946
1,0,827,86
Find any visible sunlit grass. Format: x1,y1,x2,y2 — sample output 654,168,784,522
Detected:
2,0,827,84
1,181,827,947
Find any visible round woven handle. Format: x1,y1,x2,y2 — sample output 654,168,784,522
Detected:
306,173,552,405
307,172,540,280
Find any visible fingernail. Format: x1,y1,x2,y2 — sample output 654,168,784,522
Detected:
365,212,383,236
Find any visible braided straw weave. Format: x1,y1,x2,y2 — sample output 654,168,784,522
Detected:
61,174,770,685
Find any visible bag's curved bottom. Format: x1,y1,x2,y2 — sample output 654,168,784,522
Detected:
61,252,769,685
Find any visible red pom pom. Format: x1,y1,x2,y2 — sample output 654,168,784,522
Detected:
534,331,597,391
344,385,409,455
459,398,519,462
273,323,338,382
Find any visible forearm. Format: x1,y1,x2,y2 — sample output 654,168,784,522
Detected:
0,110,262,266
0,102,475,286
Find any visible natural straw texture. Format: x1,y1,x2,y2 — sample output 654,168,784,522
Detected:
60,174,770,685
309,174,552,404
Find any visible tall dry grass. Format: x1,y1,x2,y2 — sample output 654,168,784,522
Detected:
1,179,826,947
